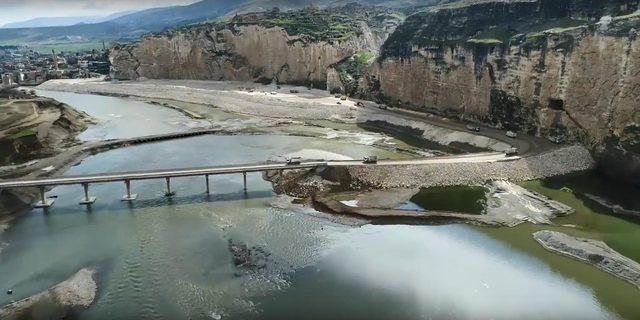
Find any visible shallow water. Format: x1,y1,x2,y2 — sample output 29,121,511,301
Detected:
400,186,487,214
0,91,635,319
0,143,618,319
37,90,212,140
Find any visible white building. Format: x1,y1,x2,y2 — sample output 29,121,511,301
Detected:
1,73,14,88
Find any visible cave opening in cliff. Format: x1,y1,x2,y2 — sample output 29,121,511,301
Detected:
548,99,565,111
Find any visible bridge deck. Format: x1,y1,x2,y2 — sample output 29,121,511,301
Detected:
0,161,328,188
0,152,511,189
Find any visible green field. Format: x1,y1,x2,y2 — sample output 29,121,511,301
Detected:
28,42,107,54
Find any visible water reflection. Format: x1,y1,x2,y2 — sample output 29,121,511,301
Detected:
36,90,210,140
256,225,617,319
0,92,623,319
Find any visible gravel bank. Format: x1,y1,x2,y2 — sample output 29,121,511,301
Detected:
38,79,512,152
308,181,573,227
534,231,640,289
0,268,97,319
346,145,594,189
38,79,359,120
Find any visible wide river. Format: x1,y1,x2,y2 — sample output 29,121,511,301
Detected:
0,91,638,319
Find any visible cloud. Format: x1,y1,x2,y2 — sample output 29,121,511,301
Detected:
0,0,198,25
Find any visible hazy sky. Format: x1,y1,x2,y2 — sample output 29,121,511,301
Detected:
0,0,199,24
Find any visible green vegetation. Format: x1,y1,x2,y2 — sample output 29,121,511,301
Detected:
488,89,538,133
474,26,514,44
381,0,637,59
353,51,374,65
10,128,37,140
28,41,106,54
613,11,640,21
260,12,361,43
231,4,403,44
466,38,503,45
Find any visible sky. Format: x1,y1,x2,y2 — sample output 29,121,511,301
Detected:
0,0,199,25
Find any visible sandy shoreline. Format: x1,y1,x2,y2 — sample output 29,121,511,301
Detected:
0,268,97,319
38,79,515,152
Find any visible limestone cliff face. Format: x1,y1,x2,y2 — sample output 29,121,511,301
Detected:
110,5,400,87
372,31,640,138
365,0,640,183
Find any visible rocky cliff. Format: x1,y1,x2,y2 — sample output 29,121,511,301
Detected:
357,0,640,183
110,4,402,88
110,0,640,183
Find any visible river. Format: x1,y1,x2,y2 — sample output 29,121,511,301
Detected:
0,91,637,319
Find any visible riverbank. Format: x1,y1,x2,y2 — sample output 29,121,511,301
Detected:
0,89,638,319
38,79,524,153
266,145,594,198
0,268,97,319
0,127,267,231
0,91,95,229
0,94,93,166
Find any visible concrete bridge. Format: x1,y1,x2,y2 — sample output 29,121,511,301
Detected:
0,161,328,208
0,152,513,209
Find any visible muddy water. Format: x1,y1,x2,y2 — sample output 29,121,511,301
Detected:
0,92,633,319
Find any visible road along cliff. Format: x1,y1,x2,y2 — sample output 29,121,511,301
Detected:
356,0,640,183
109,1,640,184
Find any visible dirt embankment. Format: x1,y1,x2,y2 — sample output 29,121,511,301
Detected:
0,91,94,228
264,145,594,200
264,152,581,227
0,268,97,319
0,95,93,165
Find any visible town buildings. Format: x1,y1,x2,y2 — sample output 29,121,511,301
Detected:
0,46,111,86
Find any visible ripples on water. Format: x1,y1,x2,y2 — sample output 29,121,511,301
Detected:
0,92,621,319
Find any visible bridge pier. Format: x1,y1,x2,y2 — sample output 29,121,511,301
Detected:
165,177,175,197
35,186,54,208
121,180,137,201
205,175,210,194
79,183,96,205
243,172,247,192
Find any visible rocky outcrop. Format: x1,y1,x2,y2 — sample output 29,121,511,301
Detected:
0,268,98,319
0,92,93,227
534,231,640,289
110,4,402,88
363,0,640,183
310,181,574,227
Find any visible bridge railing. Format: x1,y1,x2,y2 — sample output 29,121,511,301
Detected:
0,161,328,208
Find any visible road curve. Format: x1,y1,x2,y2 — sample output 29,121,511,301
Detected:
359,102,556,156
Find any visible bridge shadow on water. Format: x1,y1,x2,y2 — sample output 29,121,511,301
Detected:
128,189,276,210
40,189,277,217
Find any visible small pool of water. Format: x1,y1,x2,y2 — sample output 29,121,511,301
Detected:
400,186,488,215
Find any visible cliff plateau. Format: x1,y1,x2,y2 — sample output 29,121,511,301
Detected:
110,4,402,88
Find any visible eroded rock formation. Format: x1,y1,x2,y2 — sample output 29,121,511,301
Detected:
110,1,640,183
364,0,640,183
110,4,402,88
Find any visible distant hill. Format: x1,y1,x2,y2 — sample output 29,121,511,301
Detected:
0,0,244,46
1,11,136,29
0,0,440,49
227,0,440,15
